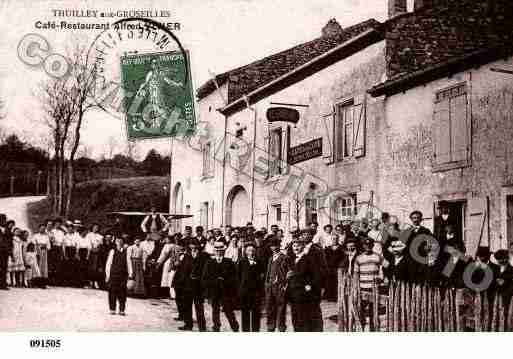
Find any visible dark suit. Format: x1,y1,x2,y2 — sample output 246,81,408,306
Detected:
201,257,239,331
0,228,10,289
172,252,209,330
286,253,323,332
265,252,289,332
383,255,414,283
237,257,265,332
491,264,513,307
339,253,358,277
324,246,344,301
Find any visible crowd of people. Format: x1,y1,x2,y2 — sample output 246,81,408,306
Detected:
1,206,512,332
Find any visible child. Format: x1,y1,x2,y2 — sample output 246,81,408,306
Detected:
8,228,25,287
24,242,42,288
105,236,132,315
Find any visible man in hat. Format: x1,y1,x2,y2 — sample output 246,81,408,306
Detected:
188,239,209,331
383,235,412,283
492,249,513,307
140,206,169,235
265,235,288,332
238,241,266,331
201,239,239,331
301,227,328,296
194,226,207,250
170,238,189,329
340,237,358,276
286,236,323,331
183,226,193,247
105,235,132,315
404,210,433,260
254,230,271,264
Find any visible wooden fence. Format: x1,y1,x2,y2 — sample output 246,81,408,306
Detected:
337,270,513,332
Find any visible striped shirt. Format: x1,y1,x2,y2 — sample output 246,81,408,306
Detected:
354,252,383,289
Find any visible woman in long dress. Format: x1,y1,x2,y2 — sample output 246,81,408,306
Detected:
62,224,78,287
86,224,104,289
127,237,145,297
31,224,51,285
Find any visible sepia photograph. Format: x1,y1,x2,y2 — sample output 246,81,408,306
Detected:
0,0,513,348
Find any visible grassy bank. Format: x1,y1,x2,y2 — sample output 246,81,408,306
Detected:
27,176,170,232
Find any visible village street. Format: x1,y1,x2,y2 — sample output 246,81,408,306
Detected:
0,286,340,331
0,196,45,231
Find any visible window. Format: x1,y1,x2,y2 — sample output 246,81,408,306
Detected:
305,197,318,225
273,204,282,222
335,99,366,161
269,127,283,176
200,201,209,229
433,83,471,171
202,142,212,177
333,194,357,221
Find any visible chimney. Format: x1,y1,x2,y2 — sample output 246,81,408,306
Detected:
321,18,343,37
388,0,407,17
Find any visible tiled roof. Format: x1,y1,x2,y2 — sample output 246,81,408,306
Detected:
197,19,382,103
370,0,513,96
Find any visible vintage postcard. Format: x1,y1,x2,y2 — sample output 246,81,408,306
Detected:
0,0,513,340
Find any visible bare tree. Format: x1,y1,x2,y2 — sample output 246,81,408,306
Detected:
37,41,100,216
37,78,76,215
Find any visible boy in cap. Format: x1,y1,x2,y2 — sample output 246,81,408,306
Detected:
201,239,239,331
265,235,288,332
354,235,383,330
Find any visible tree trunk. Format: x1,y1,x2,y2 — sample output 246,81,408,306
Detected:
65,160,74,217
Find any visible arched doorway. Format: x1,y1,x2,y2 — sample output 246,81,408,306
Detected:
226,185,250,227
172,182,184,232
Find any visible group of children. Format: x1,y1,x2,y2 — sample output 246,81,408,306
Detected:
4,222,45,288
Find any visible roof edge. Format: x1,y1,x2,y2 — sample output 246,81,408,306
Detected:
219,27,383,116
368,46,513,97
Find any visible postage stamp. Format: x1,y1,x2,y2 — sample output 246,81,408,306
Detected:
120,50,196,139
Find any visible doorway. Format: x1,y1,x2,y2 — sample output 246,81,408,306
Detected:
435,199,466,244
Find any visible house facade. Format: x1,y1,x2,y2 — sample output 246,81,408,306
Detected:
170,18,386,232
369,0,513,254
169,0,513,255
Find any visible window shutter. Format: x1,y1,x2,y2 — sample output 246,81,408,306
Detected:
353,94,366,158
433,99,451,165
209,201,214,229
266,129,271,178
322,107,335,164
282,125,291,175
465,196,489,257
450,93,469,162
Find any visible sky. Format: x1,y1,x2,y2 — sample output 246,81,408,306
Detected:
0,0,388,159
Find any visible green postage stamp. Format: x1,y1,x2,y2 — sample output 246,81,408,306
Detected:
120,51,196,140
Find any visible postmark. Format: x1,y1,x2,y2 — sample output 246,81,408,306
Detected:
86,17,195,139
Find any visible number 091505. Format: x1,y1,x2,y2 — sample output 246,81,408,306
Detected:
29,339,61,348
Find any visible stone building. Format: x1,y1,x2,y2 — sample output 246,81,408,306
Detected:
170,17,386,232
369,0,513,254
170,0,513,254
